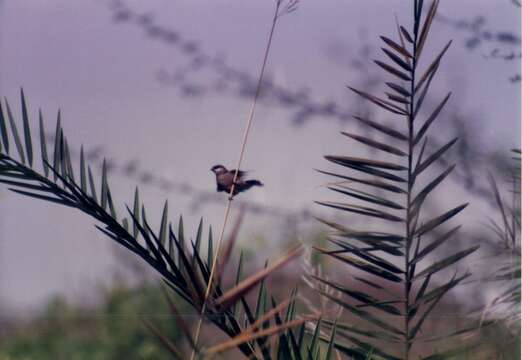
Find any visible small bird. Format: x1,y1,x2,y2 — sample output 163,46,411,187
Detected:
210,164,263,199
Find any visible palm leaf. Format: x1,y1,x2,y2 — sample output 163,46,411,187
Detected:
0,101,9,154
100,159,108,210
414,203,468,237
415,0,439,60
415,40,452,93
353,115,408,141
314,248,403,283
159,200,168,246
328,185,405,210
316,169,406,193
341,132,406,156
52,111,61,181
348,87,409,116
87,165,97,202
386,82,411,98
413,246,479,280
324,156,406,182
79,146,86,192
5,99,26,164
374,60,411,81
314,2,479,358
381,47,412,72
380,35,413,58
413,92,452,146
410,226,461,265
38,110,49,177
20,89,33,167
410,165,456,217
413,138,458,178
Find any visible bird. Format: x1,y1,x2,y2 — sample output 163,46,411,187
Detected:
210,164,263,199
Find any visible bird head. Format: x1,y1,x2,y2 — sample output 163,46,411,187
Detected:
210,164,227,174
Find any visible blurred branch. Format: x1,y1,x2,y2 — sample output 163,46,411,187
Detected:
109,0,353,126
434,12,520,50
106,1,509,210
433,9,521,82
45,134,312,221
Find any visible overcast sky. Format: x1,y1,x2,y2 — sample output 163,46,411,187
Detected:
0,0,520,312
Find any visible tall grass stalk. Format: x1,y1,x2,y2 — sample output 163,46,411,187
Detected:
189,2,294,358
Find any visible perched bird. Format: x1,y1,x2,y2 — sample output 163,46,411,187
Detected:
210,164,263,199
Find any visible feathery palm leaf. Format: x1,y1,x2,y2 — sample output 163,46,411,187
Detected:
0,90,309,359
313,1,481,358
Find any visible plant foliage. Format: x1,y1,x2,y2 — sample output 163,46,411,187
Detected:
479,149,521,333
314,1,481,358
0,90,322,359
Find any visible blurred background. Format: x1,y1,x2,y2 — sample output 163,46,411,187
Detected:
0,0,520,358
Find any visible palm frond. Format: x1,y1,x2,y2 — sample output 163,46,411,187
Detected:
0,92,304,359
314,1,481,358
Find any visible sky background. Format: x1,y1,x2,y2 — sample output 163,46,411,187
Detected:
0,0,520,314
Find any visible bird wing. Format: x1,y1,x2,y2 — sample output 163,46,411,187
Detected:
229,169,247,179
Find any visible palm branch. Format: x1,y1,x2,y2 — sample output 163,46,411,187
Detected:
313,1,481,358
0,89,319,359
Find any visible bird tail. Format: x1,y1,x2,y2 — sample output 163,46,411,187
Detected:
245,179,263,187
233,179,263,195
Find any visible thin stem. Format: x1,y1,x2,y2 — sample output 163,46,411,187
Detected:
509,174,518,282
189,3,282,359
404,2,419,359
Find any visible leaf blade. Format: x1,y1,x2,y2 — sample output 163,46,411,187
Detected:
353,115,408,141
5,98,26,164
0,101,9,154
52,110,62,181
20,89,33,167
414,92,452,145
414,203,468,237
39,110,49,177
413,246,479,280
341,131,406,157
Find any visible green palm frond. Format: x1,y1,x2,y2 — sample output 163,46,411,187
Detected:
313,1,481,358
0,90,309,359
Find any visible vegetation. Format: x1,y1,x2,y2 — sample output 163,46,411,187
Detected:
310,0,484,358
0,284,183,360
0,0,518,359
474,149,521,358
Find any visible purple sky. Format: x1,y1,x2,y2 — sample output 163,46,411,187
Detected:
0,0,520,312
